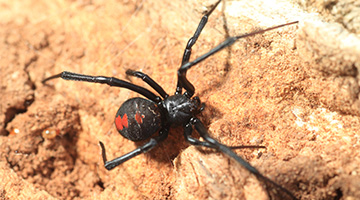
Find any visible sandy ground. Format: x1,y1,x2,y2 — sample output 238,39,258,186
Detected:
1,0,360,199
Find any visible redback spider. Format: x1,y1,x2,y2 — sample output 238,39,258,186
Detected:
43,0,298,199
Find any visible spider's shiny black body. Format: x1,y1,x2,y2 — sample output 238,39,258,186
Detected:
115,94,200,141
115,97,162,141
162,94,201,126
42,0,298,199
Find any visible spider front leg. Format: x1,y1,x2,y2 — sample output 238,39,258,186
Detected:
176,0,222,95
99,127,169,170
177,20,298,97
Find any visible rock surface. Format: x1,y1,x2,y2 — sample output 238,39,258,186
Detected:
1,0,359,199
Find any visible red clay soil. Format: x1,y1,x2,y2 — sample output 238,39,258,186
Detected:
1,0,360,200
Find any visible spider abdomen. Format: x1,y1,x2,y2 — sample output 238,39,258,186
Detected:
115,97,162,141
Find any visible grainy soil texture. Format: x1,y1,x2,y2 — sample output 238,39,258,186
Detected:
1,0,360,200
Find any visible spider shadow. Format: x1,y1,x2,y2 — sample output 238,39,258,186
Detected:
133,103,224,165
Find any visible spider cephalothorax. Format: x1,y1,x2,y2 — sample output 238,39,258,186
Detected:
163,94,202,126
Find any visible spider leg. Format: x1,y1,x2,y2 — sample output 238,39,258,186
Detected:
42,71,161,103
230,145,265,149
184,122,216,148
190,117,297,200
184,122,265,149
126,69,168,98
178,21,298,97
176,0,222,95
99,127,169,170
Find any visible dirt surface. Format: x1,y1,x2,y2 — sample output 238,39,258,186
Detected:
1,0,360,199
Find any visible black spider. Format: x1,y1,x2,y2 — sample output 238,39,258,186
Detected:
42,0,298,199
